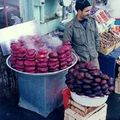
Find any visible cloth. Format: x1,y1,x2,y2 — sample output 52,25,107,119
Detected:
90,58,100,69
63,16,100,62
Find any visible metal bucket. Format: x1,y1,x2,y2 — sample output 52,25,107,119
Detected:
6,53,77,117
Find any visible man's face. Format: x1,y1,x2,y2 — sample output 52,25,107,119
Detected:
78,6,92,19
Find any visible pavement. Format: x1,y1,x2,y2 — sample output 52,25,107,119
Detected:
0,93,120,120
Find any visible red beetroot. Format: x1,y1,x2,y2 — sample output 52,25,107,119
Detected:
48,61,59,67
60,61,67,67
36,53,47,59
59,54,67,59
57,47,65,54
60,65,67,70
11,42,21,51
37,67,48,73
25,54,36,60
49,58,59,62
63,45,71,52
49,52,58,58
36,62,48,67
36,58,48,62
15,65,24,69
66,51,72,56
15,67,24,71
27,49,36,56
24,60,35,67
67,58,73,62
49,64,59,69
16,60,24,66
24,67,35,71
38,49,48,55
59,58,67,62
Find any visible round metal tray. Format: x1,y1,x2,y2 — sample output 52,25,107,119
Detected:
6,53,78,76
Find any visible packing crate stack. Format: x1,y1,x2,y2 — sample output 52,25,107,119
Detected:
64,99,107,120
115,61,120,94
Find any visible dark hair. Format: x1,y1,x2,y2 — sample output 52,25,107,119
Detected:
75,0,91,11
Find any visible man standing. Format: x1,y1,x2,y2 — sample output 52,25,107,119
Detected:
63,0,100,68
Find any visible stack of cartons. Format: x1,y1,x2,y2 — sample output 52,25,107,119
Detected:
64,99,107,120
115,64,120,94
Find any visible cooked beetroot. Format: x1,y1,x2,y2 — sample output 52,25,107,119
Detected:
67,61,73,66
100,74,110,80
11,42,21,51
25,54,36,59
83,85,91,89
10,57,16,62
60,61,67,67
67,58,73,62
38,49,48,55
66,51,72,56
36,62,48,67
49,52,58,58
24,67,35,71
93,86,101,92
15,65,24,69
63,45,71,52
95,78,101,83
83,79,93,84
60,65,67,70
49,64,59,70
16,60,24,66
109,86,114,92
92,83,99,87
49,68,59,72
24,60,35,67
17,53,26,58
59,58,67,62
19,47,27,54
48,61,59,67
36,53,47,59
73,70,79,78
49,58,59,62
37,67,48,71
57,47,65,54
85,73,94,79
11,50,20,54
101,80,107,85
25,70,35,73
63,41,71,46
37,58,48,62
27,49,36,56
59,54,67,59
15,68,24,71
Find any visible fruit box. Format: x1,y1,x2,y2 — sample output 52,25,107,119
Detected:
64,103,107,120
115,78,120,94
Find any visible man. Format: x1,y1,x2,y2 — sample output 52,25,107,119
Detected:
63,0,100,68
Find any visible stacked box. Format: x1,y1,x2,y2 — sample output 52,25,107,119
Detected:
64,99,107,120
115,66,120,94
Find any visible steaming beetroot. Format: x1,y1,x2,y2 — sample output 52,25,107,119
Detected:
10,35,74,73
65,61,115,97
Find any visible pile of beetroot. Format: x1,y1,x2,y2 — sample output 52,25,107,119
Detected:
10,35,73,73
65,61,114,97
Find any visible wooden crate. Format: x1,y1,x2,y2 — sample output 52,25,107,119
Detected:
64,103,107,120
99,42,120,55
115,78,120,94
99,45,115,55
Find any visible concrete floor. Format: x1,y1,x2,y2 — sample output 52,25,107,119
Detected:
0,93,120,120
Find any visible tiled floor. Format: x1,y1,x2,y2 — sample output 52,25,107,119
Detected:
0,93,120,120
